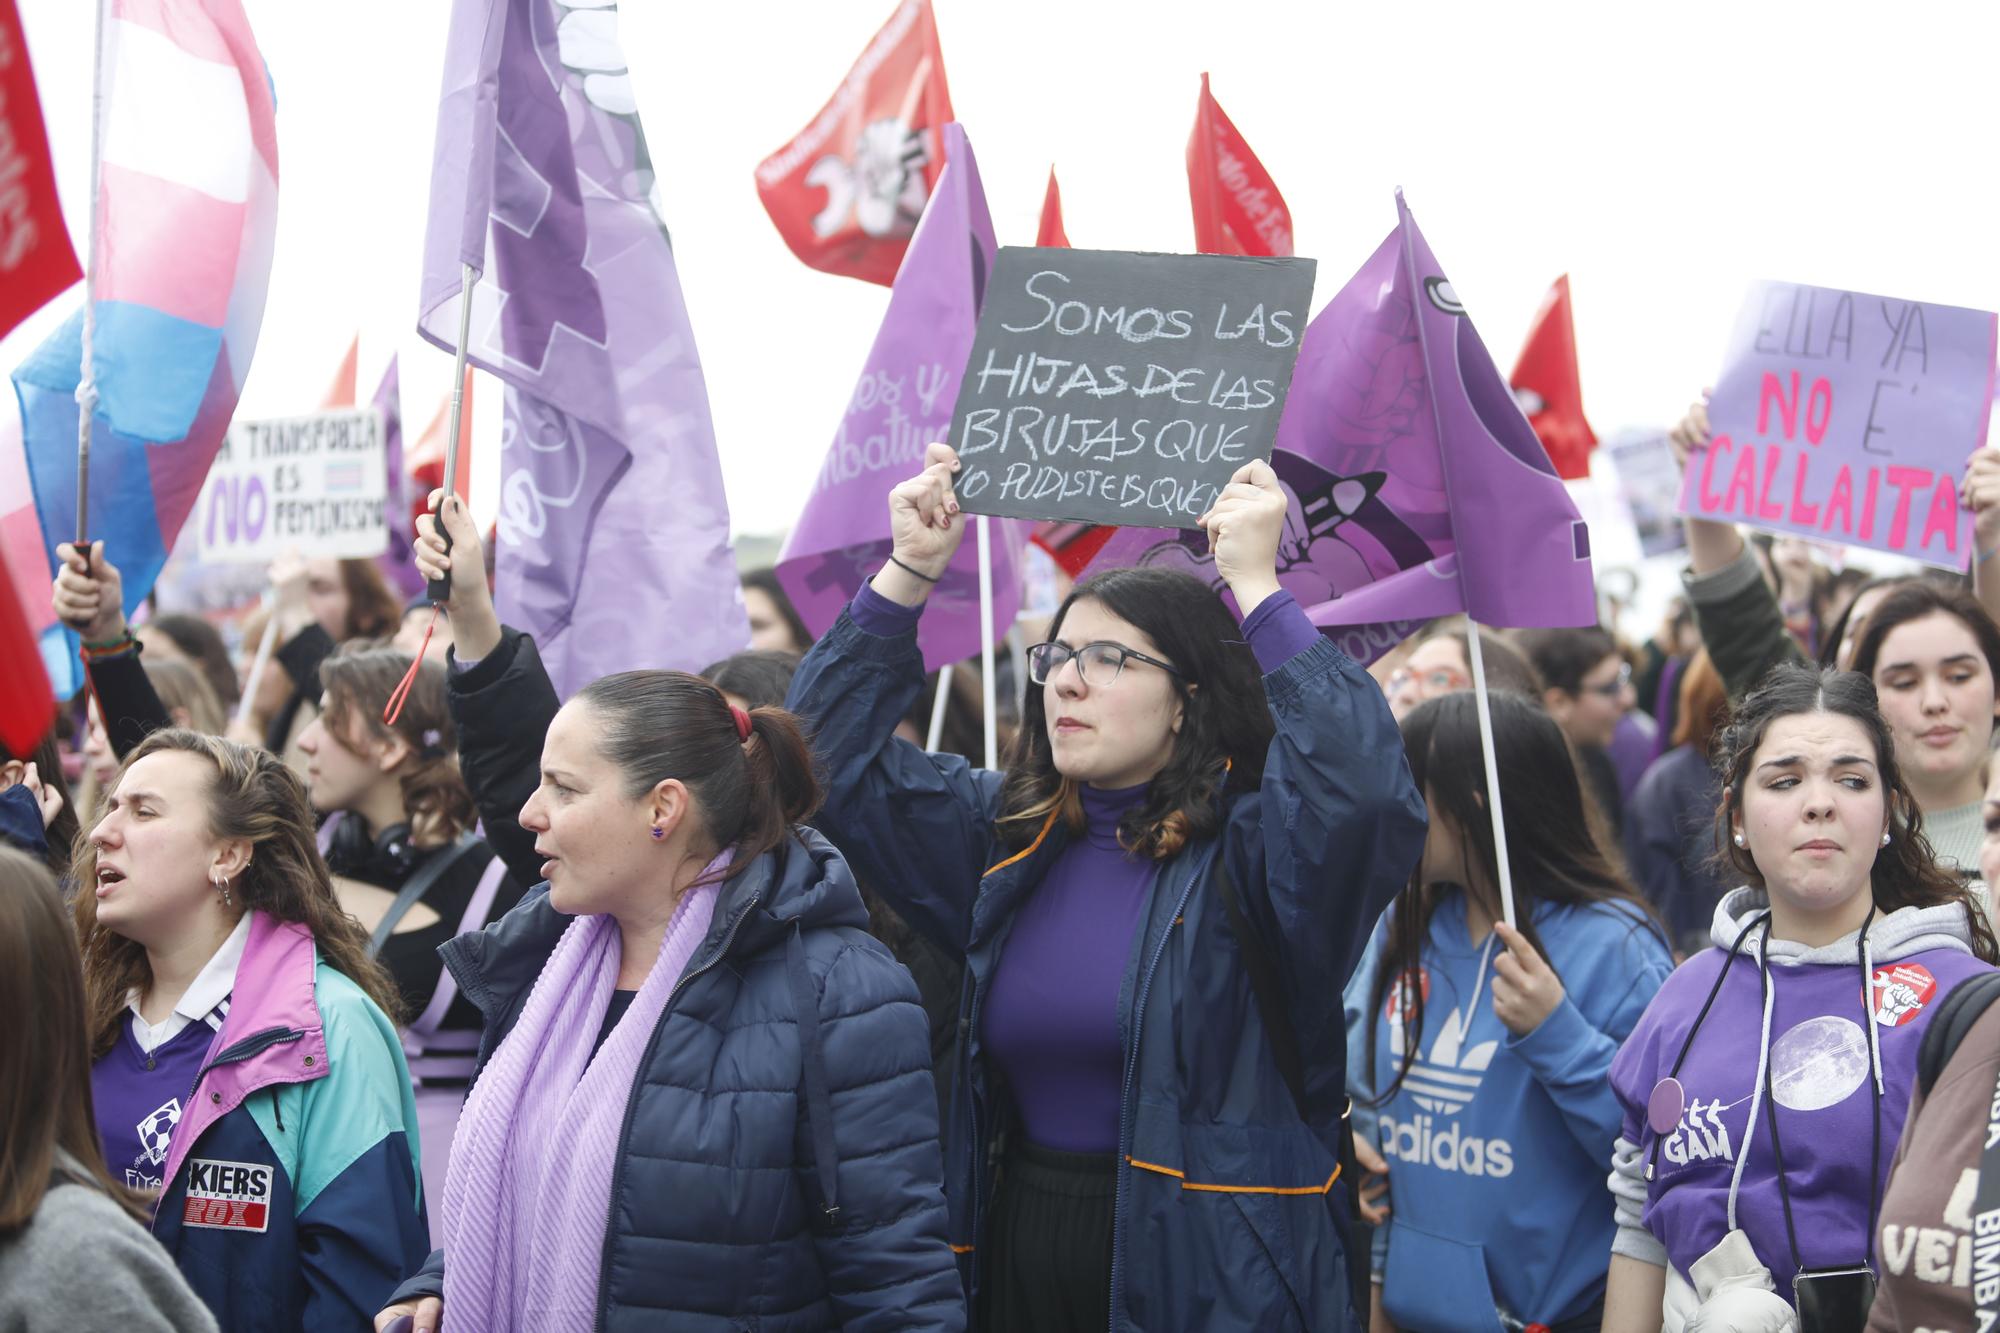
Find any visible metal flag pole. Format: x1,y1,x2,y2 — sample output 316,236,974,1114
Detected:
977,515,997,769
426,263,479,603
74,0,110,546
1465,622,1518,928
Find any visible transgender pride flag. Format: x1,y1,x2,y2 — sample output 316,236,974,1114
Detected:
10,0,278,693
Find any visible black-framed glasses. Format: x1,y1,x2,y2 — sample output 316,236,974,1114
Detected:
1028,641,1185,688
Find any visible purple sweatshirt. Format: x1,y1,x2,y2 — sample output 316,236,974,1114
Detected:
1609,887,1993,1296
851,578,1321,1154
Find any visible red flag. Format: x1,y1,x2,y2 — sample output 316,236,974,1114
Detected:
1036,167,1070,248
0,0,82,339
319,333,358,408
0,539,53,758
754,0,953,286
406,368,473,511
1509,275,1597,480
1186,72,1292,258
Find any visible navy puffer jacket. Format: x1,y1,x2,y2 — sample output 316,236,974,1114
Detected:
387,632,963,1331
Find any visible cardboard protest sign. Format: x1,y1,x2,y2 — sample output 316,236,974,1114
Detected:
1607,430,1688,559
1677,281,1998,569
949,246,1315,528
195,409,387,565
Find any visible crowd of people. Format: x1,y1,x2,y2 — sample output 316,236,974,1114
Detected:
4,416,2000,1333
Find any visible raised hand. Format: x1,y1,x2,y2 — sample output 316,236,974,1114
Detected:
52,541,126,645
1490,920,1565,1036
1195,459,1286,616
414,490,500,660
872,442,966,607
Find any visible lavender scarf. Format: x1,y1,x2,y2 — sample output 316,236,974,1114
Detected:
440,849,730,1331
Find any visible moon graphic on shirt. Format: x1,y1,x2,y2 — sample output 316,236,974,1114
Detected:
1768,1015,1871,1112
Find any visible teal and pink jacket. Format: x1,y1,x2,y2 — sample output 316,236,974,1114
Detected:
111,911,430,1330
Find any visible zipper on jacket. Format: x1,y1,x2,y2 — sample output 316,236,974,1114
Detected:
149,1026,305,1239
1107,852,1209,1333
593,892,760,1333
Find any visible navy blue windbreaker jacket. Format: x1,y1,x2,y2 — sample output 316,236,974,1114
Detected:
786,604,1427,1331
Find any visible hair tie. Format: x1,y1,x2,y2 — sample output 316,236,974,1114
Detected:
730,703,752,742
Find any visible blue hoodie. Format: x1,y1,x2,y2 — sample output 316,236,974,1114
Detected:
1345,894,1673,1331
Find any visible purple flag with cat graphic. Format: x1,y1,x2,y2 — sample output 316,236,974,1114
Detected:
777,122,1025,671
1090,191,1594,662
419,0,747,697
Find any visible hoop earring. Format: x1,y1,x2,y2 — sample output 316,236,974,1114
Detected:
211,871,232,909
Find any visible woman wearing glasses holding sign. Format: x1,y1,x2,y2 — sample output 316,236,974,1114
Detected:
787,443,1427,1332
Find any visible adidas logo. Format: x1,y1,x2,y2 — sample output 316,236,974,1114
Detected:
1388,981,1497,1118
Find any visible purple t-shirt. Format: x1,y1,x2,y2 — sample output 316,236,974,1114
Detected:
981,781,1155,1153
93,1018,214,1193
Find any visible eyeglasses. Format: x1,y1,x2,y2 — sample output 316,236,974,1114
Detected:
1028,641,1186,688
1581,662,1634,699
1388,667,1471,696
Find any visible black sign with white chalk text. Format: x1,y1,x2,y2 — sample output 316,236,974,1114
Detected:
949,246,1316,527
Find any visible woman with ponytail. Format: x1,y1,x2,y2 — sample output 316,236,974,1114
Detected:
375,496,962,1332
296,646,525,1237
785,444,1427,1332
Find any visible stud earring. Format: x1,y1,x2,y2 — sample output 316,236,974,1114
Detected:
650,827,665,841
1732,832,1746,848
1881,831,1892,847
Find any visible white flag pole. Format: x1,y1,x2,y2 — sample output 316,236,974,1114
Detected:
236,598,281,728
977,516,997,769
1465,622,1518,929
74,0,110,543
925,664,954,752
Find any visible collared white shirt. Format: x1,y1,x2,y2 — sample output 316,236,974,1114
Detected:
127,913,252,1054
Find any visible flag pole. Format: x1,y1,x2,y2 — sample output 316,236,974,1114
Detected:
977,515,997,769
926,663,954,752
427,263,478,603
1465,621,1518,929
236,598,281,729
75,0,110,545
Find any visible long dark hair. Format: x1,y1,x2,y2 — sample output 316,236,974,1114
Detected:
318,646,477,847
1365,691,1666,1105
575,672,821,871
996,568,1271,861
336,558,401,642
1712,663,1998,962
0,847,147,1230
72,730,405,1057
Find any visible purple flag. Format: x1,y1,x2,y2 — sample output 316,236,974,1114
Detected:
1091,191,1594,662
776,122,1025,671
419,0,748,696
372,356,424,600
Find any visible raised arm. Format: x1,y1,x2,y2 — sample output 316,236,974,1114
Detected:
1670,396,1806,698
415,494,550,888
785,444,1005,956
52,541,171,755
1206,462,1429,1115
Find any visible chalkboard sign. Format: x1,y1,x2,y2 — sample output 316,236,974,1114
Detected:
948,246,1316,527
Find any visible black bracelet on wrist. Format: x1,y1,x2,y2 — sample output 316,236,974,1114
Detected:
886,554,942,584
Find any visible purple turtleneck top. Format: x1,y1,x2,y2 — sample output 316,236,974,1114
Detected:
982,779,1155,1152
850,579,1319,1153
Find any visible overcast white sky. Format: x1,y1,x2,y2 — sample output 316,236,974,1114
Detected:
8,0,1999,550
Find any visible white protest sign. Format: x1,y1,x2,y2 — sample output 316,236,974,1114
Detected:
195,408,388,565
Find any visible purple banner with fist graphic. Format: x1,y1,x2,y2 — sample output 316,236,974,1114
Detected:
1676,281,1998,569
